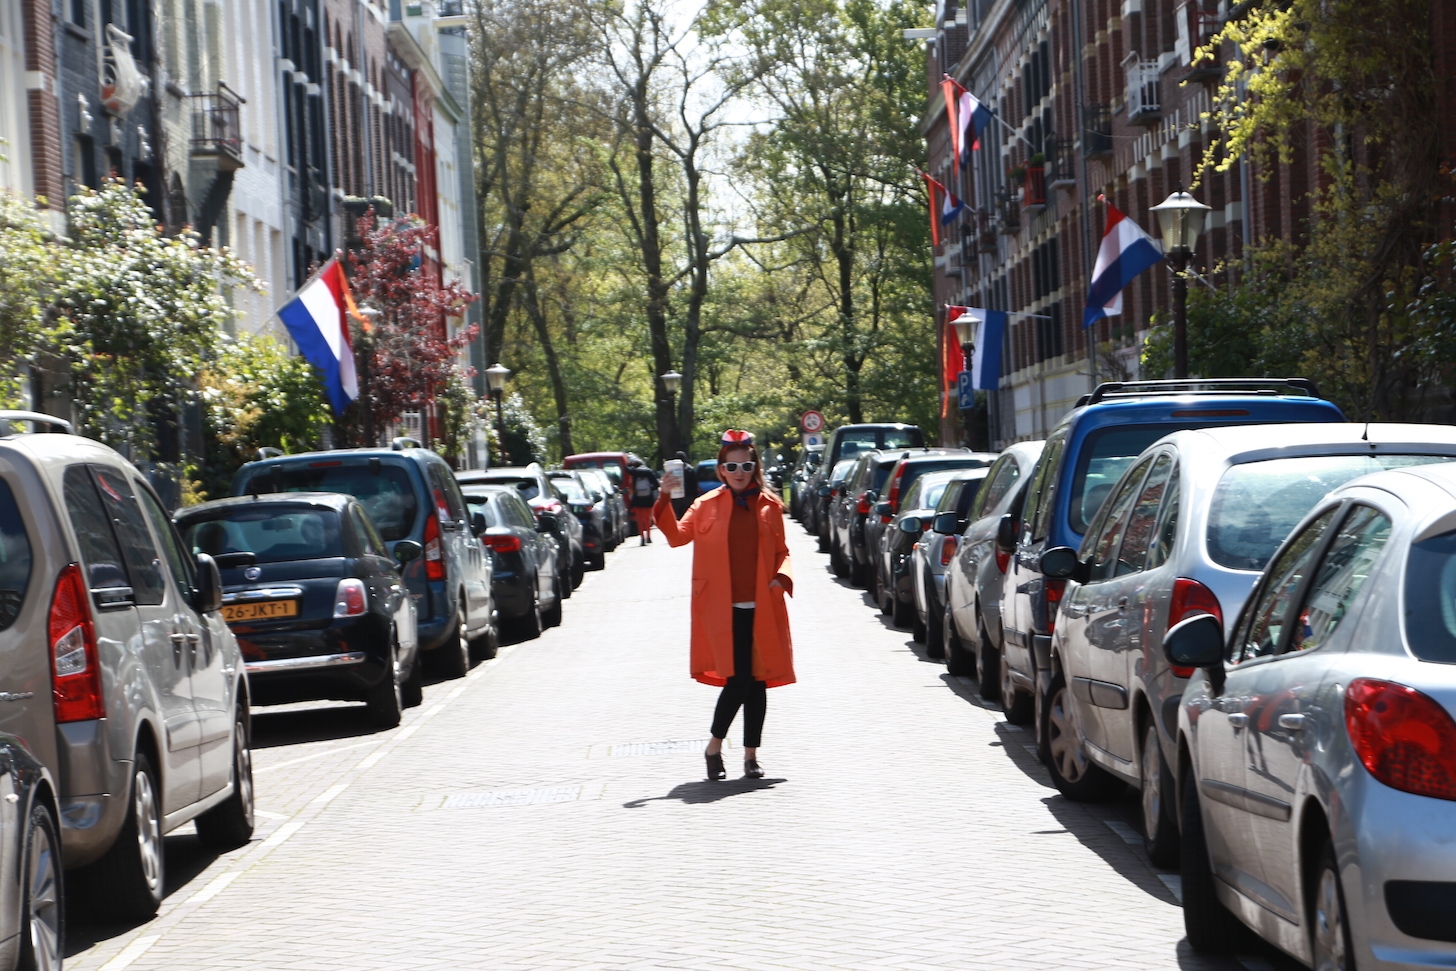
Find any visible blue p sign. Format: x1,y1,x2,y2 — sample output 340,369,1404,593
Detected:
957,371,975,410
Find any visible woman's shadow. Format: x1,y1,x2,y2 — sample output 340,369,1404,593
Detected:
623,777,786,808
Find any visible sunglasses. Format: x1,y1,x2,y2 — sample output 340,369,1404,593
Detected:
720,461,757,473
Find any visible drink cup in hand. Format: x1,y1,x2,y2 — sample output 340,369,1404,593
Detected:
664,459,686,499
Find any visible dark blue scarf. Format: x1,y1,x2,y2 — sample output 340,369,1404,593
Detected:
730,485,761,509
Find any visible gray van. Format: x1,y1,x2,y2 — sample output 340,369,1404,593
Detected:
0,416,253,921
233,448,495,678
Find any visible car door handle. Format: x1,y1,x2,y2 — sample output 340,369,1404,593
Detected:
170,632,188,643
1227,713,1249,729
1278,713,1306,731
1118,598,1128,611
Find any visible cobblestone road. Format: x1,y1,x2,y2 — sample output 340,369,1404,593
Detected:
65,524,1301,970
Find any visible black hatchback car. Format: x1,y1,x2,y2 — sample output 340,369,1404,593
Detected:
461,486,563,639
176,494,423,727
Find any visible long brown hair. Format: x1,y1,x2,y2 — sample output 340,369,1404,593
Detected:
716,441,782,506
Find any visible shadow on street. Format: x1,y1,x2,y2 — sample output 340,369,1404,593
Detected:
621,777,786,808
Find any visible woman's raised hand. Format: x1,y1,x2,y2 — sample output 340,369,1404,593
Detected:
660,471,682,495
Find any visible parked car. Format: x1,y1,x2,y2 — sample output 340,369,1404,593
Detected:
176,493,423,727
943,441,1045,685
547,470,610,569
234,447,495,678
562,451,637,497
870,450,996,618
805,424,924,541
788,444,824,520
877,469,972,629
816,458,860,552
827,451,898,585
579,467,629,548
1163,460,1456,969
911,467,992,650
461,486,563,638
696,460,722,494
0,421,253,921
458,464,583,591
1037,424,1456,865
995,379,1344,756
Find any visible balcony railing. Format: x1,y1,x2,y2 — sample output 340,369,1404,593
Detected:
1047,136,1077,187
189,83,244,166
1022,165,1047,209
1082,105,1113,158
997,189,1021,234
1126,59,1162,125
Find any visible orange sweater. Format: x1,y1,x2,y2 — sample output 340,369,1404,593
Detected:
728,500,760,603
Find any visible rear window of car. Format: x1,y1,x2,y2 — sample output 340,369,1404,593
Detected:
1207,454,1450,570
1403,530,1456,663
552,478,587,502
1068,425,1187,534
0,479,31,631
243,463,419,541
476,475,541,501
184,507,345,563
898,460,987,506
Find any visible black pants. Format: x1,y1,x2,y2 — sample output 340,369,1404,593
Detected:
711,607,766,747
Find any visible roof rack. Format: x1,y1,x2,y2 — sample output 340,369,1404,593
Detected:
1079,378,1322,408
0,410,74,435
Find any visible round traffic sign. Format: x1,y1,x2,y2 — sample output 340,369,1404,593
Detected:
800,410,824,434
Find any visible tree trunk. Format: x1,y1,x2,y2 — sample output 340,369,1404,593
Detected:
523,267,574,457
630,84,674,464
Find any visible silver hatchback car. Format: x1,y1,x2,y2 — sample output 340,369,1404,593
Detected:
1165,461,1456,970
1043,424,1456,867
0,415,252,921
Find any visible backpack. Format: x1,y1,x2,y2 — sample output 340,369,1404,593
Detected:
634,472,654,497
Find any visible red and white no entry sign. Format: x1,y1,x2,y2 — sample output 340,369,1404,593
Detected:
800,410,824,434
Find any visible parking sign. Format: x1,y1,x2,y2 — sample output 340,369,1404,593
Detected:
957,371,975,410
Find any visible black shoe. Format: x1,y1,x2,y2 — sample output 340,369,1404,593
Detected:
744,759,764,779
706,752,726,781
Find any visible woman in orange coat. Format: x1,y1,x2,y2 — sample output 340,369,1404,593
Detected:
655,429,794,781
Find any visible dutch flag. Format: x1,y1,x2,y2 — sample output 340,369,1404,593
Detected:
1082,201,1165,329
277,256,361,414
919,170,963,247
947,306,1008,391
941,76,995,168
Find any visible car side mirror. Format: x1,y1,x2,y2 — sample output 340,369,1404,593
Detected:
1038,546,1082,580
996,514,1018,553
1163,613,1225,669
899,516,923,534
536,512,559,532
193,553,223,613
817,485,832,498
394,539,423,564
470,512,488,537
932,512,958,534
874,501,893,517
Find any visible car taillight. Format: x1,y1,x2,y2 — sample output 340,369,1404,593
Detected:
422,514,445,581
1044,578,1067,635
486,533,522,553
941,536,958,566
50,563,103,723
1167,578,1224,677
856,493,870,515
995,547,1010,573
334,578,367,617
537,498,564,514
886,463,906,512
1345,679,1456,802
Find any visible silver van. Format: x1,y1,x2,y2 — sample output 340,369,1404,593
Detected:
0,415,252,920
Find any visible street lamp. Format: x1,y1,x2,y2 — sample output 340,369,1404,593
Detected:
484,361,511,465
948,312,977,448
1150,188,1211,379
661,370,682,458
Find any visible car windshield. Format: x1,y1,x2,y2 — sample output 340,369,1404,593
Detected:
897,460,986,507
553,478,588,502
184,507,344,563
830,459,857,484
1207,454,1451,570
907,472,957,511
1068,425,1189,534
475,475,540,501
242,463,418,541
464,496,505,528
1403,529,1456,663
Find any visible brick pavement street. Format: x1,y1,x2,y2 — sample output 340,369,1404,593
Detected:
65,524,1303,971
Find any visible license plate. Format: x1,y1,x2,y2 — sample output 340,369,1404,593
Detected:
222,600,298,623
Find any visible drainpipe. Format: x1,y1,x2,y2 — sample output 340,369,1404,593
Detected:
1071,0,1098,392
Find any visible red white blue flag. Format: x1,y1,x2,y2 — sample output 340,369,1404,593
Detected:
1083,200,1165,329
919,170,963,247
278,257,361,414
942,76,995,168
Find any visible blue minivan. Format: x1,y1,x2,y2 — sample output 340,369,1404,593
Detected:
993,379,1344,754
232,448,495,681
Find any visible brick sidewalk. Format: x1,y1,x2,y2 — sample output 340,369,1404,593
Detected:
66,525,1296,971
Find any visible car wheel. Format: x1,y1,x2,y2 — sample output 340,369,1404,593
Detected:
925,588,944,658
830,542,849,578
196,708,257,847
816,526,829,553
944,604,972,676
876,571,892,616
402,649,424,708
516,596,544,640
848,554,867,588
1180,770,1249,952
437,604,471,679
591,549,606,571
1141,722,1180,867
543,577,564,628
560,555,575,597
1000,656,1034,724
1044,672,1120,800
1312,839,1354,971
95,752,164,919
891,582,914,628
363,640,404,729
18,801,61,971
976,617,1001,699
571,553,584,589
470,618,500,664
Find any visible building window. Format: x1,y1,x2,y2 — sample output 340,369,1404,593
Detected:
70,0,86,25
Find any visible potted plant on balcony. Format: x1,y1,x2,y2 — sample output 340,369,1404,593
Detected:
1023,154,1047,208
1007,165,1027,186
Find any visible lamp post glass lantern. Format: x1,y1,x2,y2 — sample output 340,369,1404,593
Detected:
1149,189,1211,379
485,362,511,465
949,313,977,448
661,370,682,458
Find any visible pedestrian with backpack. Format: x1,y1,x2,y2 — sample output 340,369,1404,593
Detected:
627,458,659,544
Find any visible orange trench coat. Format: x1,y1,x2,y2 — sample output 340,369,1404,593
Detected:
653,487,795,688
